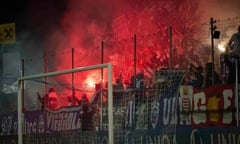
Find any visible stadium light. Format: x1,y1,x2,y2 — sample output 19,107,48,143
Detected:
217,44,226,53
210,17,221,85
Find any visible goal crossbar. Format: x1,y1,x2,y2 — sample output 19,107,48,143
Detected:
17,63,114,144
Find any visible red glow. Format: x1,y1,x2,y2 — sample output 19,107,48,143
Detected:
85,77,97,89
35,0,210,103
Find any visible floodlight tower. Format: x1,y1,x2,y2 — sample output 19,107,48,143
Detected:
210,17,220,85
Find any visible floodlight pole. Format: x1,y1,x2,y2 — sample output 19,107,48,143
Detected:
72,48,75,105
21,59,24,112
134,34,137,88
169,26,173,70
133,34,137,130
18,80,23,144
235,58,239,126
101,41,104,80
44,52,48,94
210,17,216,85
100,41,104,130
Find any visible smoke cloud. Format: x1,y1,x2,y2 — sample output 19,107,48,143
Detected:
197,0,240,20
20,0,240,104
22,0,240,84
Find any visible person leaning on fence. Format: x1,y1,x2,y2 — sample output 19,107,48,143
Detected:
80,94,95,131
223,47,240,84
37,88,58,111
67,89,80,106
225,25,240,84
228,25,240,55
37,92,49,111
113,78,124,106
135,72,145,105
189,65,204,89
47,88,58,110
205,63,221,88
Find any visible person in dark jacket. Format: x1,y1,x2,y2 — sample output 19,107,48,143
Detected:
205,63,221,88
224,51,240,84
189,66,204,89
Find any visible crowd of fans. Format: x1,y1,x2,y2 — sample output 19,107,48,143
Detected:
183,62,222,89
36,27,240,129
34,52,240,131
37,87,96,131
36,57,237,112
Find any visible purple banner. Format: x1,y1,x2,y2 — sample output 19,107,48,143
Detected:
0,106,82,135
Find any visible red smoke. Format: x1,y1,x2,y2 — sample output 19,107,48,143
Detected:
26,0,213,102
24,0,202,101
54,0,200,84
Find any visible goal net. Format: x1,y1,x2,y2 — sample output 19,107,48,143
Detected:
121,69,186,143
17,63,185,144
17,63,114,144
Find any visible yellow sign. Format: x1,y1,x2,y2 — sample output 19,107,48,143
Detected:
0,23,16,44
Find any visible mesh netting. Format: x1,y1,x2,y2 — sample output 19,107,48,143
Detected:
20,68,185,144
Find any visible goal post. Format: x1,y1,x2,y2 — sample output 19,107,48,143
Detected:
17,63,114,144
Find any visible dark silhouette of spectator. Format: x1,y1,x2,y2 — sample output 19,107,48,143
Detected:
228,25,240,55
113,78,124,106
135,72,145,105
125,75,135,89
37,92,48,111
205,63,221,88
80,94,89,106
37,87,58,111
90,83,107,104
189,66,204,89
80,94,95,131
154,69,168,97
67,89,80,106
223,52,240,85
225,25,240,84
47,88,58,110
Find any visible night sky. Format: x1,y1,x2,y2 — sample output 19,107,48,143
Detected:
0,0,29,31
0,0,67,40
